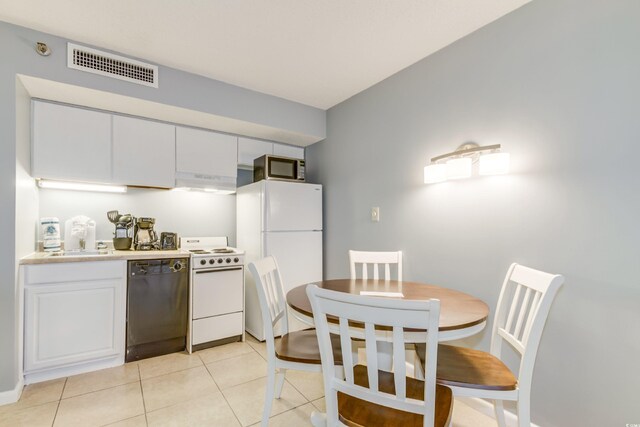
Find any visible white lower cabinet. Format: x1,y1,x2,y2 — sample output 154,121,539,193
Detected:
23,261,127,383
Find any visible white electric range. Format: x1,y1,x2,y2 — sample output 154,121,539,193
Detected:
180,237,245,352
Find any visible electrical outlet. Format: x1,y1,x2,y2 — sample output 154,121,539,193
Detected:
371,207,380,222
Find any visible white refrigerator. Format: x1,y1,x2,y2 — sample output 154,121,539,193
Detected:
237,180,323,341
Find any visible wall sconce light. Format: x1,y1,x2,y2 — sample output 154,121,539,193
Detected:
424,143,510,184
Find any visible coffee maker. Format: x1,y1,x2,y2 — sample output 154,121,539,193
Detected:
133,217,160,250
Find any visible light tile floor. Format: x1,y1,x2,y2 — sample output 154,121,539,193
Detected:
0,336,499,426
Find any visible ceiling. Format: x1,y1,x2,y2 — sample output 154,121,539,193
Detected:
1,0,531,110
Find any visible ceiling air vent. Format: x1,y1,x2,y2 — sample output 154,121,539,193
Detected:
67,43,158,88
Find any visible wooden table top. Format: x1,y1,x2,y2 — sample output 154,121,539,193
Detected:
287,279,489,332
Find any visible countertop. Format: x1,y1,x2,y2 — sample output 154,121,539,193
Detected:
21,249,190,265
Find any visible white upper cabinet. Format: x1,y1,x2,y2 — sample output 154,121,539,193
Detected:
238,137,273,167
176,127,237,178
112,116,176,188
273,143,304,160
32,101,112,182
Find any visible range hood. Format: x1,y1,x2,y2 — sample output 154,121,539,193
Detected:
174,171,236,193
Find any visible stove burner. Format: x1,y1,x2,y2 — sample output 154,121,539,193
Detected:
189,250,209,254
212,248,234,254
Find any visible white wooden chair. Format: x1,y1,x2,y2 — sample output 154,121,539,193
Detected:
307,285,453,427
248,256,343,427
416,263,564,427
349,250,403,281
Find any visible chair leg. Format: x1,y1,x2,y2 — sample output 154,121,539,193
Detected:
494,400,507,427
262,362,276,427
310,410,327,427
275,369,286,398
517,397,531,427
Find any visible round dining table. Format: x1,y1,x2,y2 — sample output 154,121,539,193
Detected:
287,279,490,342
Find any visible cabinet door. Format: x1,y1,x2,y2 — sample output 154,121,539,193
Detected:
238,137,273,167
112,116,175,187
32,101,112,182
24,277,125,372
273,143,304,160
176,127,237,178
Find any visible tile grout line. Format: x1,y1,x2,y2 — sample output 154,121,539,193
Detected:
202,359,243,427
204,341,316,423
137,364,149,426
51,377,68,426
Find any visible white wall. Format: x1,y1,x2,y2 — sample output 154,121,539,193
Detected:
38,188,237,246
307,0,640,425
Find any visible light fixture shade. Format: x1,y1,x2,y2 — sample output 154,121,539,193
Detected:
424,164,446,184
37,179,127,193
479,152,510,175
445,157,472,180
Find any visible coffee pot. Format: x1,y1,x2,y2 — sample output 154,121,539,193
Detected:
107,210,134,250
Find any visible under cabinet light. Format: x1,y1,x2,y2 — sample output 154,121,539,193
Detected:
37,179,127,193
424,143,510,184
204,189,236,195
172,187,235,195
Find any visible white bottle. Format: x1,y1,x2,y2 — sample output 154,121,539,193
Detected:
85,220,96,250
40,217,61,252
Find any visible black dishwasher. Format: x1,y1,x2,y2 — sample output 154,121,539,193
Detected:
126,258,188,362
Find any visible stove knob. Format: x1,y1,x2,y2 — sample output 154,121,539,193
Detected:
234,257,239,263
226,258,231,263
218,258,223,264
209,259,215,264
200,259,206,266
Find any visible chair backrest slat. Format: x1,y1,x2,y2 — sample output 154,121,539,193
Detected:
522,291,542,343
349,250,403,282
339,317,355,384
392,326,407,399
490,263,564,393
504,283,522,332
513,287,533,339
364,322,379,391
248,257,289,353
307,285,440,427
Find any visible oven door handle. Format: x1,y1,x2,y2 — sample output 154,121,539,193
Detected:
194,267,243,274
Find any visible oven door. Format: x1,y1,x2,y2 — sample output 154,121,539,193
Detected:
192,266,243,319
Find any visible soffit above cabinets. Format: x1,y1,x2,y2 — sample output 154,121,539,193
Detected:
18,75,322,147
3,1,532,109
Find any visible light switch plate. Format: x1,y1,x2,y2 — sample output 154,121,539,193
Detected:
371,207,380,222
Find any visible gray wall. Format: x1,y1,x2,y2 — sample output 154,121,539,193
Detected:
0,20,323,395
307,0,640,425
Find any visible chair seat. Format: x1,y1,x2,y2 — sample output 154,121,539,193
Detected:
415,344,518,391
337,365,453,427
275,329,343,364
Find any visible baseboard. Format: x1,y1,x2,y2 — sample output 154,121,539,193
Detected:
0,378,24,406
457,397,541,427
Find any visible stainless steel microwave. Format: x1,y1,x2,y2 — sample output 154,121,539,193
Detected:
253,155,305,182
